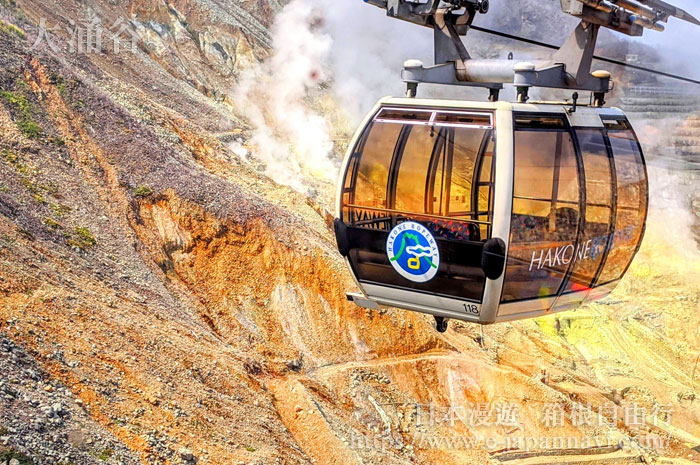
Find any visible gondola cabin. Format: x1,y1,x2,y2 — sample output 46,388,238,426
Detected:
334,97,648,325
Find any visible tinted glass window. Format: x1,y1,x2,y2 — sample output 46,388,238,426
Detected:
602,119,632,131
514,116,567,129
353,123,402,209
375,108,433,123
563,129,613,292
502,121,580,302
446,127,485,216
435,112,492,127
395,126,438,213
597,130,647,284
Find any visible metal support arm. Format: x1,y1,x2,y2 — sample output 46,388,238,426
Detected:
405,16,611,99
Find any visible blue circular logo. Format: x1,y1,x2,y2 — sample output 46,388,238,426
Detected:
386,222,440,283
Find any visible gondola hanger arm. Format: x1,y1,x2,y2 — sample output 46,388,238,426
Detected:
366,0,700,99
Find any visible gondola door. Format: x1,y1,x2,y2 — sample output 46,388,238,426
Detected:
499,114,583,317
338,106,496,310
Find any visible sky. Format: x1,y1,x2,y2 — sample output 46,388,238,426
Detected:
641,0,699,46
634,0,700,76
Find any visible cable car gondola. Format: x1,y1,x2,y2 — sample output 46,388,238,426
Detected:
335,97,647,325
333,0,700,329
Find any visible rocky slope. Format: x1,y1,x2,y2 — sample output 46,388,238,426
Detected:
0,1,699,465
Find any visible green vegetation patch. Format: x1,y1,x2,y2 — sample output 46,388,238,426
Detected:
134,185,153,197
75,227,96,245
66,226,97,250
1,149,18,164
48,74,76,98
32,192,45,204
51,203,71,217
97,448,114,461
0,19,25,39
19,177,38,194
43,217,62,230
0,88,42,139
1,150,49,205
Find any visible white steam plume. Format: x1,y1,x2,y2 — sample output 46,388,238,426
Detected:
232,0,335,194
323,1,434,123
232,0,469,194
